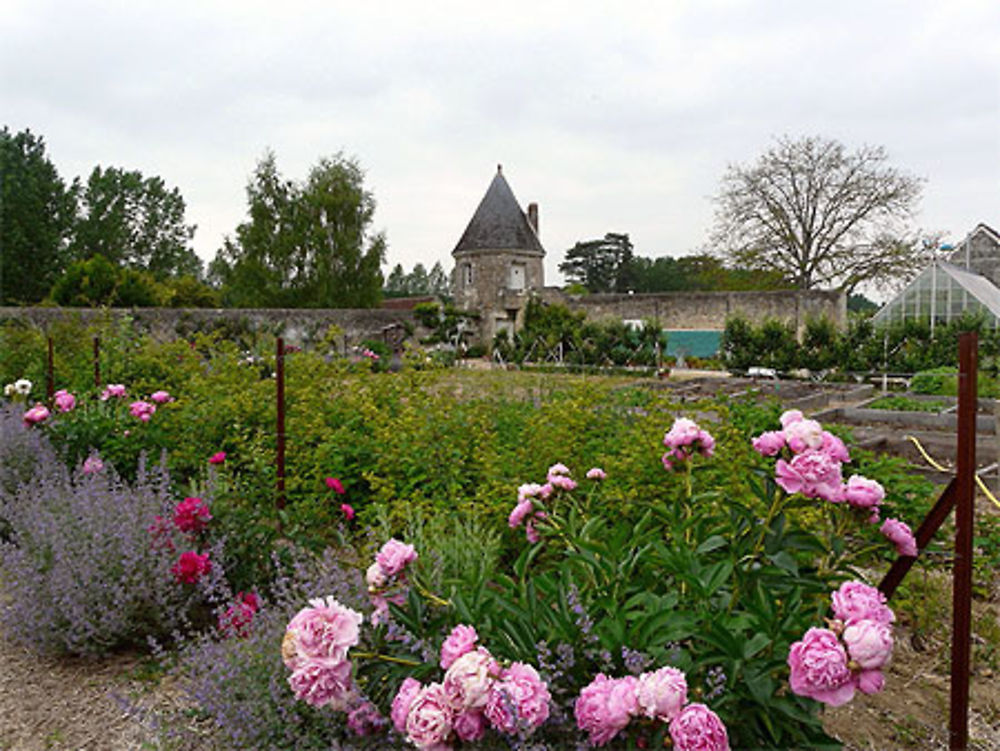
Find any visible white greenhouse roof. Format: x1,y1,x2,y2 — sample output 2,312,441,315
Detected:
873,260,1000,326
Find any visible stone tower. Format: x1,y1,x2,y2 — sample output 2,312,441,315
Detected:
451,166,545,343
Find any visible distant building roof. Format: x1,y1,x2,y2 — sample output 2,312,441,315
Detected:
452,166,544,256
380,295,437,310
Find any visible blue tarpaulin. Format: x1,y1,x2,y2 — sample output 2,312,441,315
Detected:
665,330,722,358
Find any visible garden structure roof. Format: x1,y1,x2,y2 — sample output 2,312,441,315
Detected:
873,259,1000,328
453,166,544,256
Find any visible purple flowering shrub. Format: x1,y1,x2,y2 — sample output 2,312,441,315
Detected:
0,454,219,655
0,405,55,510
160,548,376,750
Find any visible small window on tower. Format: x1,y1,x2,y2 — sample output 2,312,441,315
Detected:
509,263,525,291
464,264,473,285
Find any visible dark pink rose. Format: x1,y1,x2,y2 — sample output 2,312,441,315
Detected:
171,551,211,585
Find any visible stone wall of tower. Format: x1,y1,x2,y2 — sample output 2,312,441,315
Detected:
452,248,545,311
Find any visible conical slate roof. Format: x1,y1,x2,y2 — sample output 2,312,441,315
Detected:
453,167,544,256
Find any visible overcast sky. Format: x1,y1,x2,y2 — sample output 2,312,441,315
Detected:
4,0,998,289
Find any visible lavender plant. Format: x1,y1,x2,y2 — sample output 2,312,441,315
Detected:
0,453,217,655
160,548,374,750
0,405,56,508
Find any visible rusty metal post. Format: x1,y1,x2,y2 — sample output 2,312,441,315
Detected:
950,331,976,750
46,337,54,403
93,336,101,388
276,337,286,513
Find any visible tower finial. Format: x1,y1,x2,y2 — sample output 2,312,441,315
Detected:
497,163,502,173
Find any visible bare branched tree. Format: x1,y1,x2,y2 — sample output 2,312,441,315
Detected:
710,136,925,293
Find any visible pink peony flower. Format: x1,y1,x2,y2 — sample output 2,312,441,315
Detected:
856,668,885,694
784,418,824,453
774,450,844,501
208,451,226,465
779,409,804,427
484,662,551,733
668,702,730,751
53,389,76,412
150,390,173,404
284,596,364,666
440,624,479,670
525,520,540,544
843,475,885,510
173,496,212,534
517,482,545,500
636,665,687,722
444,647,499,711
365,562,388,591
405,682,453,749
508,499,534,529
820,431,851,463
100,383,127,400
752,430,786,456
375,538,418,577
574,674,638,747
288,656,353,709
842,619,893,671
831,581,895,626
325,476,346,494
392,677,423,733
663,418,715,460
340,503,355,521
547,462,571,477
549,473,577,491
128,400,156,422
664,417,701,447
787,627,856,706
81,454,104,474
453,708,487,742
347,700,386,736
22,404,50,427
881,517,918,557
538,482,554,498
171,551,211,584
586,467,607,480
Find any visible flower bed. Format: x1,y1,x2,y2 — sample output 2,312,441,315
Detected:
0,329,948,748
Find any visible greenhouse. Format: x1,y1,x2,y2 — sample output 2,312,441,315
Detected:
873,223,1000,329
872,260,1000,329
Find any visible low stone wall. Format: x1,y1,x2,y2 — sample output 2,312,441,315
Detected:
0,307,420,349
536,288,846,335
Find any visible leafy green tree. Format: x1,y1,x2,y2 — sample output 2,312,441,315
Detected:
70,166,200,279
0,127,78,304
211,151,385,308
711,135,924,292
559,232,634,292
50,254,162,307
384,263,407,295
427,261,450,297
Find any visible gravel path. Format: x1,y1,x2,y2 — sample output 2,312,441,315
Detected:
0,632,164,751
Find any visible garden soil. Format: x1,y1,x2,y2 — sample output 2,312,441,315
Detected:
0,634,170,750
